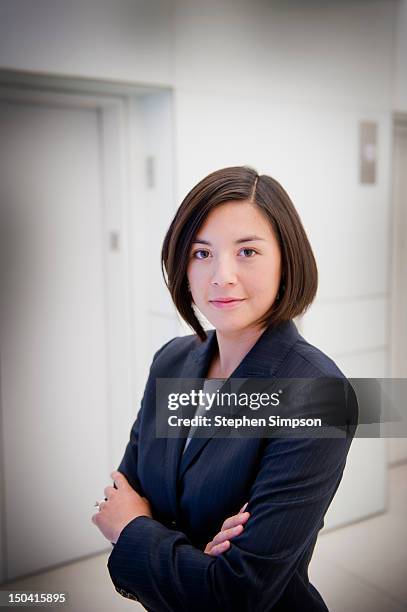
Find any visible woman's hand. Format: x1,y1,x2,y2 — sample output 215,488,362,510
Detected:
92,471,152,544
204,503,250,556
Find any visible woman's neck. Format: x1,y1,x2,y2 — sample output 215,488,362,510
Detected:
209,325,267,379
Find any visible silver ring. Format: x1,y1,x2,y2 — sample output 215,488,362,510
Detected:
94,497,107,511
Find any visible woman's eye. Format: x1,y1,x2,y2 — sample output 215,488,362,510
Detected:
192,248,257,259
192,249,210,259
239,248,257,257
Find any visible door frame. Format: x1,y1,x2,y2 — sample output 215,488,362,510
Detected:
390,112,407,378
387,111,407,467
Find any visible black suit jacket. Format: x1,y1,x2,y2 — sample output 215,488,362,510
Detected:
107,320,357,611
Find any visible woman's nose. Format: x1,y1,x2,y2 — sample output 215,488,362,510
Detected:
210,256,237,286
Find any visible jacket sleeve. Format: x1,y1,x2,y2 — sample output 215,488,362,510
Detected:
115,337,178,495
107,430,355,611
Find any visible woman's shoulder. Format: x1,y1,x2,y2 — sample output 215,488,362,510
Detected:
150,332,204,372
282,328,346,379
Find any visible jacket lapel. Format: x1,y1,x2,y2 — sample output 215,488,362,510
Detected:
164,330,217,517
165,320,300,514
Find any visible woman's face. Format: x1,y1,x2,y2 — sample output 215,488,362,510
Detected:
187,201,282,336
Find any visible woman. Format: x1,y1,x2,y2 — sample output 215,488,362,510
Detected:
92,166,357,611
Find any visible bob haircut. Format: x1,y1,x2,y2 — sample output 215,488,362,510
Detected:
161,166,318,342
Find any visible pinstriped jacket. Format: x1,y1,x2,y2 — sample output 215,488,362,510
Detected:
107,320,357,611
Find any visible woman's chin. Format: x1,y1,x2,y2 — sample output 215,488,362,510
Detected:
197,306,255,335
210,318,252,336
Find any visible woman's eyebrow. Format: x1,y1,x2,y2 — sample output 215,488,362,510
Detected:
192,235,266,245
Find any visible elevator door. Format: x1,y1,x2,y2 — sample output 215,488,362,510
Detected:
0,100,111,580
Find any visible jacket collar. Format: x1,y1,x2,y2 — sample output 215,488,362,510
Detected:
184,319,300,379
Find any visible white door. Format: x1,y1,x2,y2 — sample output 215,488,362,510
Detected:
0,99,111,580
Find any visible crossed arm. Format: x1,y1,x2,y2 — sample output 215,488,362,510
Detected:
99,433,351,612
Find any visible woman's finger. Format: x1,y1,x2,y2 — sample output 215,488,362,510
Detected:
211,524,244,546
204,524,241,555
221,511,250,531
204,507,250,556
239,502,249,513
206,540,230,556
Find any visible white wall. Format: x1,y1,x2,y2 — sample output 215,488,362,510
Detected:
0,0,397,108
0,0,173,85
174,0,394,110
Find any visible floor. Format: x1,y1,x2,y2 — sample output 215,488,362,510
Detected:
2,463,406,612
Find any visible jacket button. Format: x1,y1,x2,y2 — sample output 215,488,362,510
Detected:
171,520,176,527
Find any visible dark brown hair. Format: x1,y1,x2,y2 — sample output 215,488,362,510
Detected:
161,166,318,341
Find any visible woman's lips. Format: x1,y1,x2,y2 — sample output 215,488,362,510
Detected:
209,299,246,309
